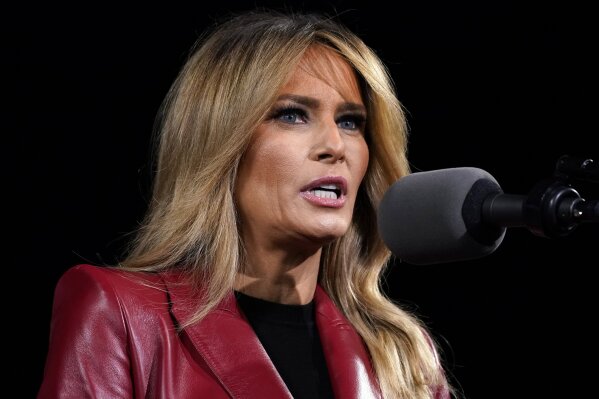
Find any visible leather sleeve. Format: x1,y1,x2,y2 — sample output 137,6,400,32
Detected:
37,265,133,399
420,327,452,399
435,382,452,399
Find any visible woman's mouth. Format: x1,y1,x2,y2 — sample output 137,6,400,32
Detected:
300,176,347,208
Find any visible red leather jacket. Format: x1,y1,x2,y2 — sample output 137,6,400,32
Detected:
38,264,449,398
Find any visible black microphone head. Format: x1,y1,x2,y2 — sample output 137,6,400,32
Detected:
378,167,507,265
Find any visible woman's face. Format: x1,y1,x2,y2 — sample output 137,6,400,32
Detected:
235,46,369,249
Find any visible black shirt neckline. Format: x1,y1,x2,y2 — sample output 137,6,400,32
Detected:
234,290,315,326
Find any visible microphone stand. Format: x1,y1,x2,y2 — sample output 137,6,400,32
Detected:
523,155,598,238
483,155,598,238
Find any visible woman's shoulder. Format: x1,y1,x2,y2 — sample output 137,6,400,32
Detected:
58,263,163,290
54,264,170,312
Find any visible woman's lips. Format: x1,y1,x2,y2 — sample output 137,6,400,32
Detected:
300,176,348,208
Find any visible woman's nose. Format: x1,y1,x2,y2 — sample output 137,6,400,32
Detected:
312,120,346,163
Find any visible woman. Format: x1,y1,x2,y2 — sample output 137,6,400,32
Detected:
38,10,452,399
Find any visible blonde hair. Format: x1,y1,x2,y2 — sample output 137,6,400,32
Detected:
122,11,449,398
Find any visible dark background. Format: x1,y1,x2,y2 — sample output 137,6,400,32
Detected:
7,1,598,398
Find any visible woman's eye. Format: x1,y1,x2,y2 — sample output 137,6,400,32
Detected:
337,115,366,132
272,107,307,124
338,120,357,130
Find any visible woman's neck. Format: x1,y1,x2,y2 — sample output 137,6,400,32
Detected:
234,243,322,305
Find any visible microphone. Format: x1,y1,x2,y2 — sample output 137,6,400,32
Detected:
377,163,598,265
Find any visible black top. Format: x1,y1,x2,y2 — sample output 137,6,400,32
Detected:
235,291,334,399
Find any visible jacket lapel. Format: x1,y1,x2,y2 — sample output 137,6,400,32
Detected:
162,272,382,399
314,286,383,399
162,273,292,399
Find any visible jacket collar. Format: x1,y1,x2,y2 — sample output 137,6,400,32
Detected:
313,286,382,398
162,272,381,399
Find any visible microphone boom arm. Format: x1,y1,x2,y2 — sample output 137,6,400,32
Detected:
482,155,598,238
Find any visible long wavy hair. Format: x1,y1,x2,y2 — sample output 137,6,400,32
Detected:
121,10,449,398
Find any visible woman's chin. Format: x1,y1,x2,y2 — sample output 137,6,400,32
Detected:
301,222,350,246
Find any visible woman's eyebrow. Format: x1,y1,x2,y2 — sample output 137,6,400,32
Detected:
337,102,367,115
276,94,366,114
276,94,320,108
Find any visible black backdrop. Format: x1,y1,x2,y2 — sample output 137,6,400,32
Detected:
7,1,598,398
